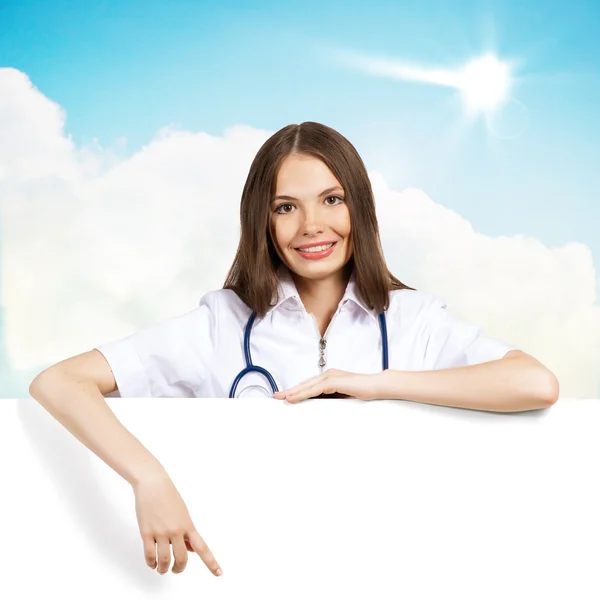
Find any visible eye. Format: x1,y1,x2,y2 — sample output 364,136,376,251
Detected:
275,203,294,214
274,196,344,214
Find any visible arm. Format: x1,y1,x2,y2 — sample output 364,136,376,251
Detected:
29,351,168,487
30,351,225,577
375,350,559,413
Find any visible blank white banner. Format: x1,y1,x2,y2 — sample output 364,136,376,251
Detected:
2,397,598,600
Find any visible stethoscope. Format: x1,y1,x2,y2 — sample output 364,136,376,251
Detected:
228,310,389,397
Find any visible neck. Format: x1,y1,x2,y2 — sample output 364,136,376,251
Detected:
291,265,352,322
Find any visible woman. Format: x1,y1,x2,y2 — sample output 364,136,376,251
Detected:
29,122,559,578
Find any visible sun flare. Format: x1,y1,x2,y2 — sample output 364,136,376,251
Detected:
335,49,516,117
458,54,512,114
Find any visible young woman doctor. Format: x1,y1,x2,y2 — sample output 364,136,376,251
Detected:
29,122,559,578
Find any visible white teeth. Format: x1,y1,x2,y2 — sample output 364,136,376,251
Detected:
296,243,334,253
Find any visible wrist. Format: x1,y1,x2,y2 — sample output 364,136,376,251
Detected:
129,460,169,490
375,369,398,399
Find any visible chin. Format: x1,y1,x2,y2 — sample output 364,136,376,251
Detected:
289,259,347,278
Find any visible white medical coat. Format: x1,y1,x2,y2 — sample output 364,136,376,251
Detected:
95,265,518,398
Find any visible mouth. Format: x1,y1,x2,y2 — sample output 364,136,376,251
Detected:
294,241,337,260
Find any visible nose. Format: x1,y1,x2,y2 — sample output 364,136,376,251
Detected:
300,205,325,235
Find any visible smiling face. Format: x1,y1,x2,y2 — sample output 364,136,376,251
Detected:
269,153,353,283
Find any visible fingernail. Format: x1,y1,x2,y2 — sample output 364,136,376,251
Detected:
216,567,223,576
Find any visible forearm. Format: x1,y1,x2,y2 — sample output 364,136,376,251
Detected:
29,373,167,486
375,355,559,413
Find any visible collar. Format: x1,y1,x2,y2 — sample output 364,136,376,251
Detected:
266,263,378,322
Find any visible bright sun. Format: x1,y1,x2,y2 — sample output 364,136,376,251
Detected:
337,48,517,120
458,54,512,114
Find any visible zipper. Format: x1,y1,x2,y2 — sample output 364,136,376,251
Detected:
309,310,341,374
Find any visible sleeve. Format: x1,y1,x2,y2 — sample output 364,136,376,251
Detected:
94,293,219,398
420,295,519,370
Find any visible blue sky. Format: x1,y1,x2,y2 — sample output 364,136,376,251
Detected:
1,0,599,398
1,0,598,270
0,0,600,265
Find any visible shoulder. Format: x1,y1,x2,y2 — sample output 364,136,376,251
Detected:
198,288,252,325
388,288,446,327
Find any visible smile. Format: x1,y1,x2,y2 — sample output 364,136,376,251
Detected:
294,242,337,260
296,243,334,252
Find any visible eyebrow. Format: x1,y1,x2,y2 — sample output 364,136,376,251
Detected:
271,186,344,204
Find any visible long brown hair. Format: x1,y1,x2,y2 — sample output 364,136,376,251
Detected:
222,121,416,318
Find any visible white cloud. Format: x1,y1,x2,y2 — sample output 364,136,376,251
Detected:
1,68,598,398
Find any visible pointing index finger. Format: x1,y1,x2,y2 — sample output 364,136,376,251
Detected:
186,530,223,576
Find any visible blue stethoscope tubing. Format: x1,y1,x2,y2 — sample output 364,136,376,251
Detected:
228,311,389,398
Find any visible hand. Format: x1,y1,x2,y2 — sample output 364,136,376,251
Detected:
273,368,382,403
132,472,223,577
